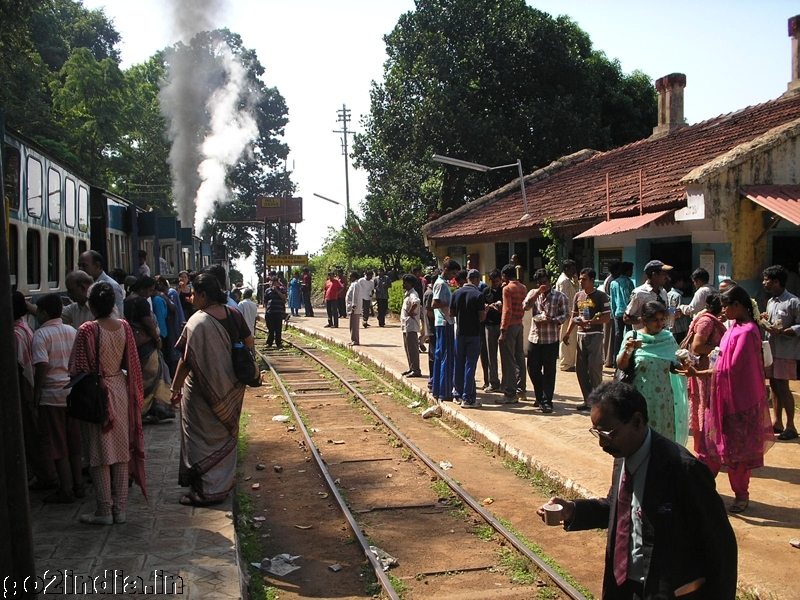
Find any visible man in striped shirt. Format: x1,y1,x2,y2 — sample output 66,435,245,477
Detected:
33,294,81,504
498,264,528,403
523,268,569,413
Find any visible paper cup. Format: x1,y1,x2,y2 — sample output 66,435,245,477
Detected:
543,503,563,526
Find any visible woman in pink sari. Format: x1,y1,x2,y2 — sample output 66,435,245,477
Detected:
69,282,146,524
680,285,772,513
684,293,727,456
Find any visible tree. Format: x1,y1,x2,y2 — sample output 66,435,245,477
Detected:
49,47,126,182
111,54,174,214
353,0,657,252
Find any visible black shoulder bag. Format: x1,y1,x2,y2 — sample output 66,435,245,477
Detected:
65,325,109,423
614,329,637,384
224,307,262,387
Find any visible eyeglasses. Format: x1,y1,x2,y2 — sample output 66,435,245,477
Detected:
588,421,628,441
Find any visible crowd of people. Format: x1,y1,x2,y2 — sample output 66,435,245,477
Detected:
14,250,264,523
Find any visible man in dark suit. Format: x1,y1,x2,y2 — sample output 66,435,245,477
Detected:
538,381,737,599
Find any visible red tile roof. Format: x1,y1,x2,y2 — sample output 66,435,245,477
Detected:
573,209,673,239
741,184,800,226
424,93,800,242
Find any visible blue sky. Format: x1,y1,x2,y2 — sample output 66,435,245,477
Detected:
81,0,798,284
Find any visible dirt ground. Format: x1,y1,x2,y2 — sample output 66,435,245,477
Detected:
236,346,608,599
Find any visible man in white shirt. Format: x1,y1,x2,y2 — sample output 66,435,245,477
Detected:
681,267,716,318
624,260,671,329
557,260,578,371
138,250,151,277
346,271,363,346
358,270,375,328
62,270,94,329
32,294,80,504
78,250,123,316
400,274,422,377
238,288,259,335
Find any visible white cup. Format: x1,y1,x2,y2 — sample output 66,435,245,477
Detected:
543,503,563,526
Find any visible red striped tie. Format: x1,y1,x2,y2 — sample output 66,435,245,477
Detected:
613,469,633,586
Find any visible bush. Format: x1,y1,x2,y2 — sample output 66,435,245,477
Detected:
388,280,404,315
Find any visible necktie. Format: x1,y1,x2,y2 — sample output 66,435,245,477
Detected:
613,468,633,586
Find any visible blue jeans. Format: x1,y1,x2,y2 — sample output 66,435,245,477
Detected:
432,323,454,401
454,335,481,402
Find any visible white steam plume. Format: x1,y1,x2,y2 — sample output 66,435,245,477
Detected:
160,0,258,233
193,45,258,232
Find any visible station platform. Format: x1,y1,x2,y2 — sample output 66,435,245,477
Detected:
284,310,800,597
29,413,241,599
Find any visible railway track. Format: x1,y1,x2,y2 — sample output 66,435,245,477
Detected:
252,326,588,600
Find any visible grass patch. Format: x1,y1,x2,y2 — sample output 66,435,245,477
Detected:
389,574,408,597
238,412,250,463
496,547,536,585
360,562,381,596
501,457,580,501
430,479,451,499
537,587,559,599
497,517,594,599
473,523,495,541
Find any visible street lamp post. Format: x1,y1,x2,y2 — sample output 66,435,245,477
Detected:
313,193,352,269
432,154,531,222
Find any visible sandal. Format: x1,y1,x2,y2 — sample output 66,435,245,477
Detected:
180,494,220,507
729,499,749,513
777,428,798,441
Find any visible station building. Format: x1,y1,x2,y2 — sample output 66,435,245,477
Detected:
423,15,800,298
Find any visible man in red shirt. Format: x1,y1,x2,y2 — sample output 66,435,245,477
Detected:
324,271,344,328
498,264,528,404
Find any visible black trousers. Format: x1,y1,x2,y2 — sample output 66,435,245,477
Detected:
326,300,339,327
266,313,284,347
527,341,559,404
376,298,389,326
338,296,346,318
302,289,313,316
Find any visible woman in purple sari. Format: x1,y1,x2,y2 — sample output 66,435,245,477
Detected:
680,285,772,513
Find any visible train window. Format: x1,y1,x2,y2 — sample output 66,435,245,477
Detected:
65,178,76,228
9,225,18,290
65,238,75,274
4,144,21,212
47,233,60,288
48,168,61,224
78,240,87,256
26,156,43,218
78,186,89,232
27,229,41,287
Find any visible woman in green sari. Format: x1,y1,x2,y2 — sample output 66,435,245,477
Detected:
617,301,688,444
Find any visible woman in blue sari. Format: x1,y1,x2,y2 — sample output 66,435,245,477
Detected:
288,271,303,316
616,301,688,444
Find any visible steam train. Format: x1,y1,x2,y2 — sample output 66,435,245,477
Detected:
3,127,228,297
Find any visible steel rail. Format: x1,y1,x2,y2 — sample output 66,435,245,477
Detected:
265,329,588,600
252,344,401,600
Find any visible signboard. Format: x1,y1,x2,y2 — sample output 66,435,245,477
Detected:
598,248,623,279
256,197,303,223
266,254,308,266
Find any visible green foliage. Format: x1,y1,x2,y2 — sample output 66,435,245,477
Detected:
50,47,126,182
540,218,563,278
388,279,404,315
353,0,656,261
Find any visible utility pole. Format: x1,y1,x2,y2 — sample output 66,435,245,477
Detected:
333,104,352,225
333,104,353,269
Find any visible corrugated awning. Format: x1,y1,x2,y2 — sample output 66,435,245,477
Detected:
574,210,674,239
741,185,800,226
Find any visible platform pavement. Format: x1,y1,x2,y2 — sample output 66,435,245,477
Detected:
282,310,800,596
29,415,241,599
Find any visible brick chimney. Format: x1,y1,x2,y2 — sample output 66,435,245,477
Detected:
651,73,687,139
788,15,800,96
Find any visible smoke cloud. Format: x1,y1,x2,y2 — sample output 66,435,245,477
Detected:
160,0,258,233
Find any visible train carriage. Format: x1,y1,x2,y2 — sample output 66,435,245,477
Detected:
4,130,92,296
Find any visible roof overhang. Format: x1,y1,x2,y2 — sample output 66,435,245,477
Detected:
573,210,675,239
741,185,800,226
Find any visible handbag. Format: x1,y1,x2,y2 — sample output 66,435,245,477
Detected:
224,307,262,387
65,325,109,423
614,330,637,384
